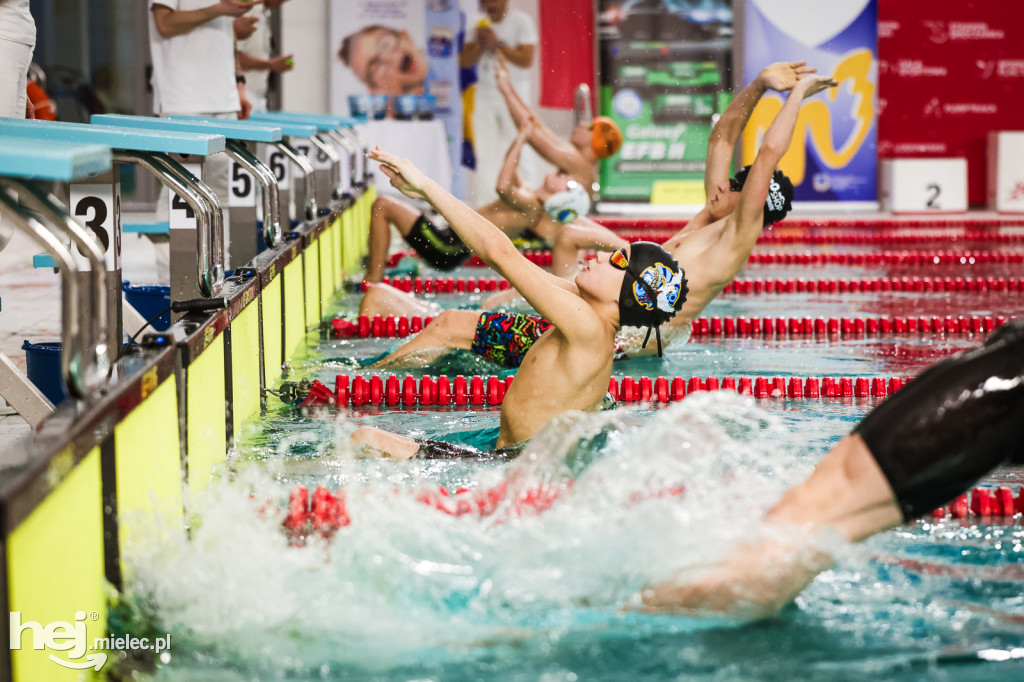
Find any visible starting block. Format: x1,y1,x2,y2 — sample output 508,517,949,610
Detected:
879,158,968,214
987,131,1024,213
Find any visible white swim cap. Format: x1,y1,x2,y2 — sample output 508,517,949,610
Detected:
543,180,591,224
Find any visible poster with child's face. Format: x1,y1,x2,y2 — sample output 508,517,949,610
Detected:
331,0,428,115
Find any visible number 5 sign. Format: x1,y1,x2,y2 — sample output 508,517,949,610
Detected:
229,161,257,208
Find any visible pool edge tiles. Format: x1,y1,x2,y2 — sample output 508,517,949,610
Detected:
6,446,105,682
186,333,227,494
113,376,184,579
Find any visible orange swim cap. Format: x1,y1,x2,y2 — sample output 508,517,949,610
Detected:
590,116,623,159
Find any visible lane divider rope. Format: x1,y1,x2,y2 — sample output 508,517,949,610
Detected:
332,314,1011,339
931,486,1024,520
364,274,1024,296
595,217,1024,230
296,373,918,409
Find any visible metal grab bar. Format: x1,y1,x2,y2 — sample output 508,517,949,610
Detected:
0,190,92,399
324,129,359,193
114,150,224,296
224,140,281,248
4,179,110,385
337,127,370,184
310,135,342,200
273,141,317,221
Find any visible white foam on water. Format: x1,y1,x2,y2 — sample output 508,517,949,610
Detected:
123,393,853,673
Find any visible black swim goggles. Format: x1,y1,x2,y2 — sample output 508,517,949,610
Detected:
610,248,665,357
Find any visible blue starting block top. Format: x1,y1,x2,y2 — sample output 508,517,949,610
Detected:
249,111,358,133
176,114,317,140
0,138,111,181
178,114,317,140
0,117,224,156
93,114,283,144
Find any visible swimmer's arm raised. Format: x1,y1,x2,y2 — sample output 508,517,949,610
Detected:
705,62,814,197
371,147,605,340
730,76,835,244
496,58,588,177
495,125,543,221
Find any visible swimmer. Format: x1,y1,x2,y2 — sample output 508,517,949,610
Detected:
293,321,1024,620
364,120,627,283
368,62,835,369
640,319,1024,618
351,146,686,459
492,54,623,197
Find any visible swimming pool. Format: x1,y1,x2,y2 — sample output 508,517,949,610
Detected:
121,222,1024,681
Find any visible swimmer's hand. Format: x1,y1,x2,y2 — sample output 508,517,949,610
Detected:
758,61,816,92
794,74,839,98
369,146,433,201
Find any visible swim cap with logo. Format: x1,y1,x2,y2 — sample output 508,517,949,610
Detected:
730,166,794,227
543,179,591,224
591,116,623,159
612,241,688,357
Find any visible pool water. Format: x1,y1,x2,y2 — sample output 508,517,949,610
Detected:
123,229,1024,681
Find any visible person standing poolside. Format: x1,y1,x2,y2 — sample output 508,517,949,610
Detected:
461,0,539,202
350,146,686,460
235,0,293,112
368,63,835,369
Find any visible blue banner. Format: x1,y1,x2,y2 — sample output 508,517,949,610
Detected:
741,0,877,203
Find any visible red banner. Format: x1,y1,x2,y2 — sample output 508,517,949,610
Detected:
539,0,594,109
877,1,1024,205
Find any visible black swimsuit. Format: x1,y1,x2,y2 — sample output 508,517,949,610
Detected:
855,320,1024,520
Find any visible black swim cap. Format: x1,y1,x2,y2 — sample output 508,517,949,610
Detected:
731,166,794,227
616,241,688,356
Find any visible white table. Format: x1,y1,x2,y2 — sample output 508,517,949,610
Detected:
355,119,452,196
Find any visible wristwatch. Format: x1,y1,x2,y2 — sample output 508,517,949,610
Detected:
236,75,247,85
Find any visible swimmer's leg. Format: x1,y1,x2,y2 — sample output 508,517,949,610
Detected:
641,322,1024,617
366,196,422,282
359,282,441,319
370,309,480,369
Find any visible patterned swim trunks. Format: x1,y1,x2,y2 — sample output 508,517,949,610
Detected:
470,312,552,368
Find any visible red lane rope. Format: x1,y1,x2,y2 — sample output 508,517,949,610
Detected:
333,314,1010,339
725,275,1023,294
747,250,1024,265
595,217,1024,231
366,274,1024,297
298,373,918,409
931,486,1024,520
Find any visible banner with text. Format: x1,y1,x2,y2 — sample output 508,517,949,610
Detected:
597,1,733,204
877,1,1024,205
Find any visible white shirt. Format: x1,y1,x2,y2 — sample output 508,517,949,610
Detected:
148,0,239,115
467,8,537,103
0,0,35,46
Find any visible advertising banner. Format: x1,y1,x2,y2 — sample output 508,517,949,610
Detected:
330,0,464,197
877,1,1024,206
597,1,733,204
741,0,878,205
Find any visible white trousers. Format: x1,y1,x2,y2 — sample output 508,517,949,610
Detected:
0,37,30,118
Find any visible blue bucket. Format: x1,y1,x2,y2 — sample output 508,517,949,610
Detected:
122,281,171,331
21,340,67,405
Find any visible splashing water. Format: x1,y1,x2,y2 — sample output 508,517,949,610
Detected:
121,393,1024,679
